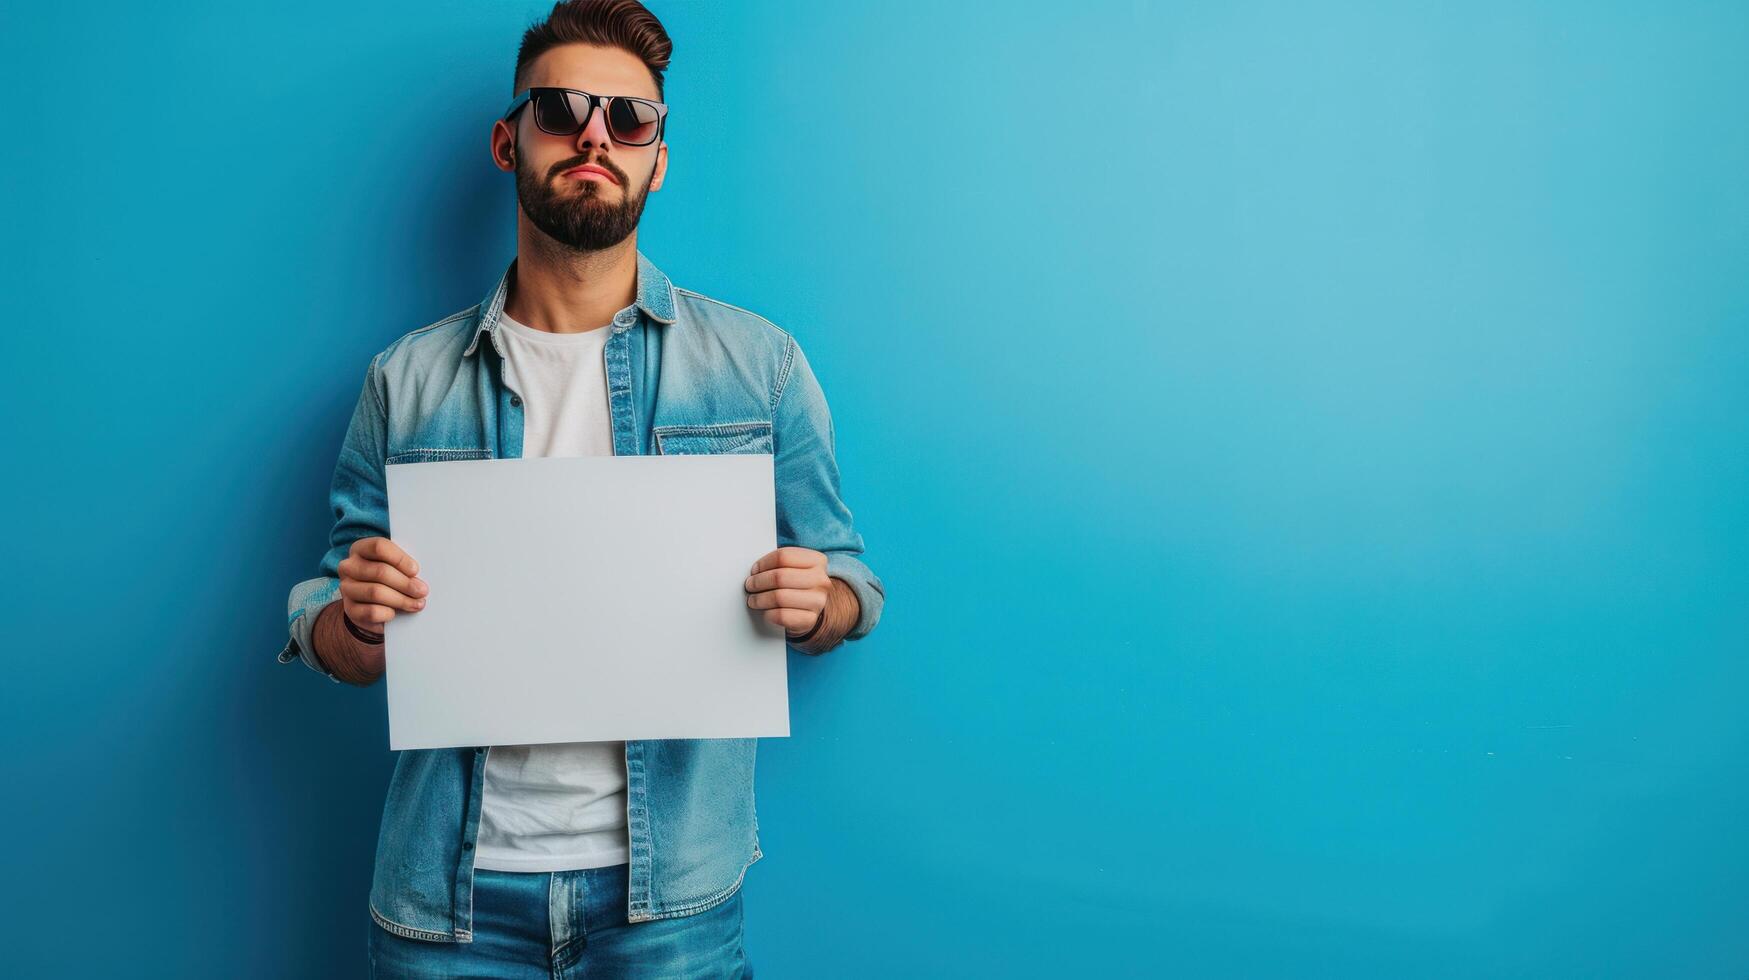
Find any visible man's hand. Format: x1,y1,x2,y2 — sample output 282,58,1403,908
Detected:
339,536,429,633
745,547,864,654
745,546,830,638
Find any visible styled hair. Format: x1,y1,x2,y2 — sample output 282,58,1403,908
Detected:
513,0,673,101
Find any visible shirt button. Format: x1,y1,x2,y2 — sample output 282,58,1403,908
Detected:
510,395,521,407
462,841,474,851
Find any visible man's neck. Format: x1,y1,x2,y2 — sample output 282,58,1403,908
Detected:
504,230,639,334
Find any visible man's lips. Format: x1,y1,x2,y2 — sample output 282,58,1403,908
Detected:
563,164,618,184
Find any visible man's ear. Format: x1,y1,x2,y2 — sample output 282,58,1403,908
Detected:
490,121,516,172
649,141,668,191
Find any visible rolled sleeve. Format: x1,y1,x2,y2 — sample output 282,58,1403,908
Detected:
773,335,885,644
279,576,342,680
278,352,391,680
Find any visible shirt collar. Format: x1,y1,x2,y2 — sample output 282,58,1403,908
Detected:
463,248,678,358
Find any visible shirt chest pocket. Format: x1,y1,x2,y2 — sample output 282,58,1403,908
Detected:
652,420,773,455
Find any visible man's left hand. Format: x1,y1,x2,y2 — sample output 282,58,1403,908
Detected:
745,546,830,638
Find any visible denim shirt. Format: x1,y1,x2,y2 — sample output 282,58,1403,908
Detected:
276,249,884,942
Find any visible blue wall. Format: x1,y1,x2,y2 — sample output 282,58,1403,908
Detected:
4,1,1746,976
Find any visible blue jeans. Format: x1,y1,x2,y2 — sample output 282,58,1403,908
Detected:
367,862,754,979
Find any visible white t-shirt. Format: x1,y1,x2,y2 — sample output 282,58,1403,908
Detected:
473,306,629,872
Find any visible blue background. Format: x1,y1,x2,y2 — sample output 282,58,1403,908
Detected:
3,1,1746,976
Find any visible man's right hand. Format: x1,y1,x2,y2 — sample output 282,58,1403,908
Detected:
338,536,429,634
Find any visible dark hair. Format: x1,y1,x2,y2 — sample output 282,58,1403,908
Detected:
513,0,673,101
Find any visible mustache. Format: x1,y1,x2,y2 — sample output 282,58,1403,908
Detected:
549,155,626,183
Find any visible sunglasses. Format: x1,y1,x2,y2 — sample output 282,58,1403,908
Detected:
502,86,668,146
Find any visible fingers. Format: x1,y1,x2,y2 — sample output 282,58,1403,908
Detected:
745,561,830,638
765,605,824,634
745,587,826,617
340,550,428,601
341,578,426,627
343,596,399,629
341,576,426,611
341,537,429,628
748,546,826,576
744,563,828,594
353,536,420,580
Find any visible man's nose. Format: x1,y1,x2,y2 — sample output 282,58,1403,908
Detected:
574,100,616,151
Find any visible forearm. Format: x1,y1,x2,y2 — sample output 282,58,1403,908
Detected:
790,577,862,656
312,599,387,686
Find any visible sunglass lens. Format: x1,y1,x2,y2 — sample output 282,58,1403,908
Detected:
533,90,584,134
607,98,661,144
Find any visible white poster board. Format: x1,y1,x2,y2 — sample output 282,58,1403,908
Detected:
381,454,789,750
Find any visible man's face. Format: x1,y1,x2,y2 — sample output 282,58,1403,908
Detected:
493,43,668,253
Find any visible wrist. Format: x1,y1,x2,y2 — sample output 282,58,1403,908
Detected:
342,606,385,645
788,577,858,651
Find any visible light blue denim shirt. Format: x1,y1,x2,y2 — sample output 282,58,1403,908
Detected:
277,249,884,941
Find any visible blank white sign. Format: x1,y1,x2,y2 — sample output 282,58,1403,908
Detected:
381,454,789,750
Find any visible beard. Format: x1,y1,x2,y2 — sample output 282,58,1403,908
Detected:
515,154,654,252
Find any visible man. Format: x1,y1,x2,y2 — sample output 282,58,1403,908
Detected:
275,1,885,975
